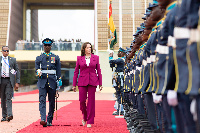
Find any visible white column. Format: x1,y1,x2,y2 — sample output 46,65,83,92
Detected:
6,0,12,46
132,0,135,38
107,0,110,50
119,0,122,48
95,0,98,55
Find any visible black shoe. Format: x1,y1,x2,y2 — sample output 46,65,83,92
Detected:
112,111,119,115
1,117,7,122
7,116,13,121
40,120,47,127
120,111,124,115
47,122,52,126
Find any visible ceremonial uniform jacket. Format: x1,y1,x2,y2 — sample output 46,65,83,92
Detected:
174,0,190,93
35,53,61,89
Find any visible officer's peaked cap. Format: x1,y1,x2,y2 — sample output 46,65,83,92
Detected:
119,47,126,53
42,38,53,45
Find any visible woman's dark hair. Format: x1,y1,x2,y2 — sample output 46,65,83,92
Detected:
81,42,93,56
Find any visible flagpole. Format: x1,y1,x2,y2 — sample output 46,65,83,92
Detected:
132,0,135,39
95,0,98,55
6,0,12,46
108,0,110,51
145,0,147,12
119,0,122,48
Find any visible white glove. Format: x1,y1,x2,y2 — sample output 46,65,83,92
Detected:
190,99,197,121
36,69,42,77
152,93,162,104
167,90,178,106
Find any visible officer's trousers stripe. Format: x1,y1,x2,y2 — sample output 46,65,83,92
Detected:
185,46,192,95
151,64,155,92
173,49,179,92
155,61,159,94
138,69,142,91
142,66,145,89
152,63,156,92
146,65,152,92
161,56,169,94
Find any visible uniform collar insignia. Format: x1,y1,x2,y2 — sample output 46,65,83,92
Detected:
156,18,163,27
44,52,52,56
165,1,177,14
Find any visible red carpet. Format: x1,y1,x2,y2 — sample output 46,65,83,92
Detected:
14,89,39,97
17,100,128,133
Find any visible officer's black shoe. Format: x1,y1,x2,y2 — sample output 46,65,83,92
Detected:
1,117,7,122
120,111,124,115
40,120,47,127
7,116,13,121
112,111,118,115
47,122,52,126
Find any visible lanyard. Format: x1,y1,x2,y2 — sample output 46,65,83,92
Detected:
2,57,10,68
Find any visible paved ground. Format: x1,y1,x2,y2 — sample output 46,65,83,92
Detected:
0,87,116,133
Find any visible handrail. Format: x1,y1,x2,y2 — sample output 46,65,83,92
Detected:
15,42,83,51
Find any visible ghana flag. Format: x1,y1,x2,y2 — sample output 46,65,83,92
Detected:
108,0,117,50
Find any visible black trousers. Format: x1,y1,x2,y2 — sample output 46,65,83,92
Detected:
144,93,157,130
1,78,13,118
39,82,56,123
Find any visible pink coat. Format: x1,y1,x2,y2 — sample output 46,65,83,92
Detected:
73,54,102,87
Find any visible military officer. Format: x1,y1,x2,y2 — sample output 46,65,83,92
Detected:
123,48,133,106
109,48,125,115
186,0,200,130
35,38,62,127
172,0,197,132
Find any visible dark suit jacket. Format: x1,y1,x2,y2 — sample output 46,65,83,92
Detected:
73,54,102,87
0,56,20,88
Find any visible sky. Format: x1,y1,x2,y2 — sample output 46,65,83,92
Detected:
38,10,94,44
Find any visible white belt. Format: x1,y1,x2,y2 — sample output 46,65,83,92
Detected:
168,36,176,48
150,55,156,62
147,57,151,64
136,66,142,71
156,44,169,54
190,29,200,43
42,70,56,74
174,27,190,39
130,70,133,74
117,72,123,76
142,60,147,66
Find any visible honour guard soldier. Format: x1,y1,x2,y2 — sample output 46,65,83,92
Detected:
173,0,197,132
35,38,62,127
109,48,125,115
186,0,200,131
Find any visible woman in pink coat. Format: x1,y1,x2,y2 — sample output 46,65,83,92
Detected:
72,42,103,128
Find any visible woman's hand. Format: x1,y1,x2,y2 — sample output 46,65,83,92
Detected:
72,86,76,92
99,85,103,91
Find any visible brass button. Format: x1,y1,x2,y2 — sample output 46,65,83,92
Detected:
48,83,49,84
47,65,49,66
49,86,50,87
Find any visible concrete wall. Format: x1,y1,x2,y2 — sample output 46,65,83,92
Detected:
8,0,23,50
0,0,9,48
31,9,38,42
